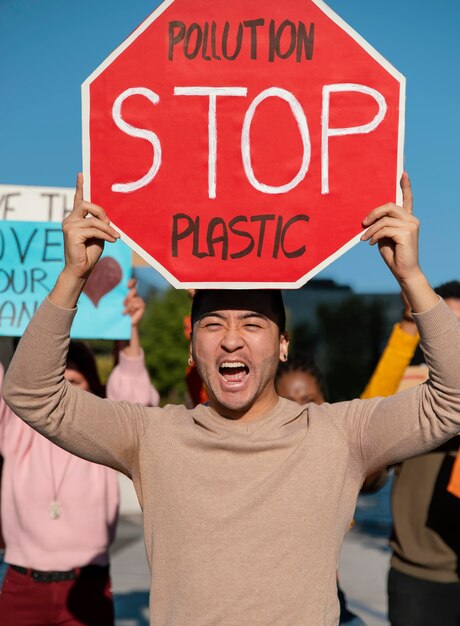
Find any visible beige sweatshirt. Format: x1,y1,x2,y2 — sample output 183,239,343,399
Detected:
4,297,460,626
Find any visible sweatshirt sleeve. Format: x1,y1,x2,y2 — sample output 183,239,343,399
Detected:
0,363,9,455
360,323,420,399
2,298,154,479
336,298,460,474
106,350,160,406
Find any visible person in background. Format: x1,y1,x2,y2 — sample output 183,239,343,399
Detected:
0,278,159,626
360,281,460,626
0,455,5,587
275,356,328,406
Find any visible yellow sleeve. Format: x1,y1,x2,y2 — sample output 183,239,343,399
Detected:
360,324,420,399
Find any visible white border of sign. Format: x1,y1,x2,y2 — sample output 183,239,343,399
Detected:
82,0,405,290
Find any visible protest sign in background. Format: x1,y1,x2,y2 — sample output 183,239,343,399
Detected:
0,220,132,339
83,0,405,288
0,184,74,222
0,182,150,266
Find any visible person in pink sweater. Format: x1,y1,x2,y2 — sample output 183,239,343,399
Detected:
0,279,159,626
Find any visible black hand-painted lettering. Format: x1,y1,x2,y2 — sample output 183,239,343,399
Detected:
243,19,265,60
172,213,195,257
42,228,63,262
17,301,39,328
168,19,314,63
281,215,309,258
40,192,60,220
192,217,210,258
168,21,186,60
172,212,309,261
250,214,275,257
184,24,203,60
271,20,297,61
229,216,255,259
0,269,9,293
222,22,243,60
0,193,20,220
202,23,212,60
0,300,39,330
30,267,49,293
11,227,38,264
297,22,315,62
211,22,222,60
272,216,283,259
207,217,229,260
0,301,15,326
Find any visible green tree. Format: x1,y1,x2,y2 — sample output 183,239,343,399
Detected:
139,288,191,404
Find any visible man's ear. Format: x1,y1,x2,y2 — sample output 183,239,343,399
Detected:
279,332,289,362
188,339,195,367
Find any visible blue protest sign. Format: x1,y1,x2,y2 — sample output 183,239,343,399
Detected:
0,221,132,339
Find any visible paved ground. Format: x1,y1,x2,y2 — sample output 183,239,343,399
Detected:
111,515,150,626
340,527,390,626
111,513,391,626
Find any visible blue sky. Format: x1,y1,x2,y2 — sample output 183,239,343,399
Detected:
1,0,459,292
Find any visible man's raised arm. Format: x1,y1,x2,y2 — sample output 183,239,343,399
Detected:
49,172,120,308
361,172,439,313
361,172,439,316
344,173,460,473
2,175,150,478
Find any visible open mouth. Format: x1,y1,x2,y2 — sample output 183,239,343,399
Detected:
219,361,250,384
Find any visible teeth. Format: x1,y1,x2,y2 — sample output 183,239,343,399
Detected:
221,362,246,368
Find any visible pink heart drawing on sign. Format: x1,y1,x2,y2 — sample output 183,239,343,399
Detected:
82,257,123,307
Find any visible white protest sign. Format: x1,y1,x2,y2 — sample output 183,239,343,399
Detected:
0,184,74,222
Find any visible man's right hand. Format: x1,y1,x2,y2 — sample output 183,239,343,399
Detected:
361,173,438,315
49,173,120,309
62,173,120,280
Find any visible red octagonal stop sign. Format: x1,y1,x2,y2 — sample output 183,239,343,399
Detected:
82,0,405,288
